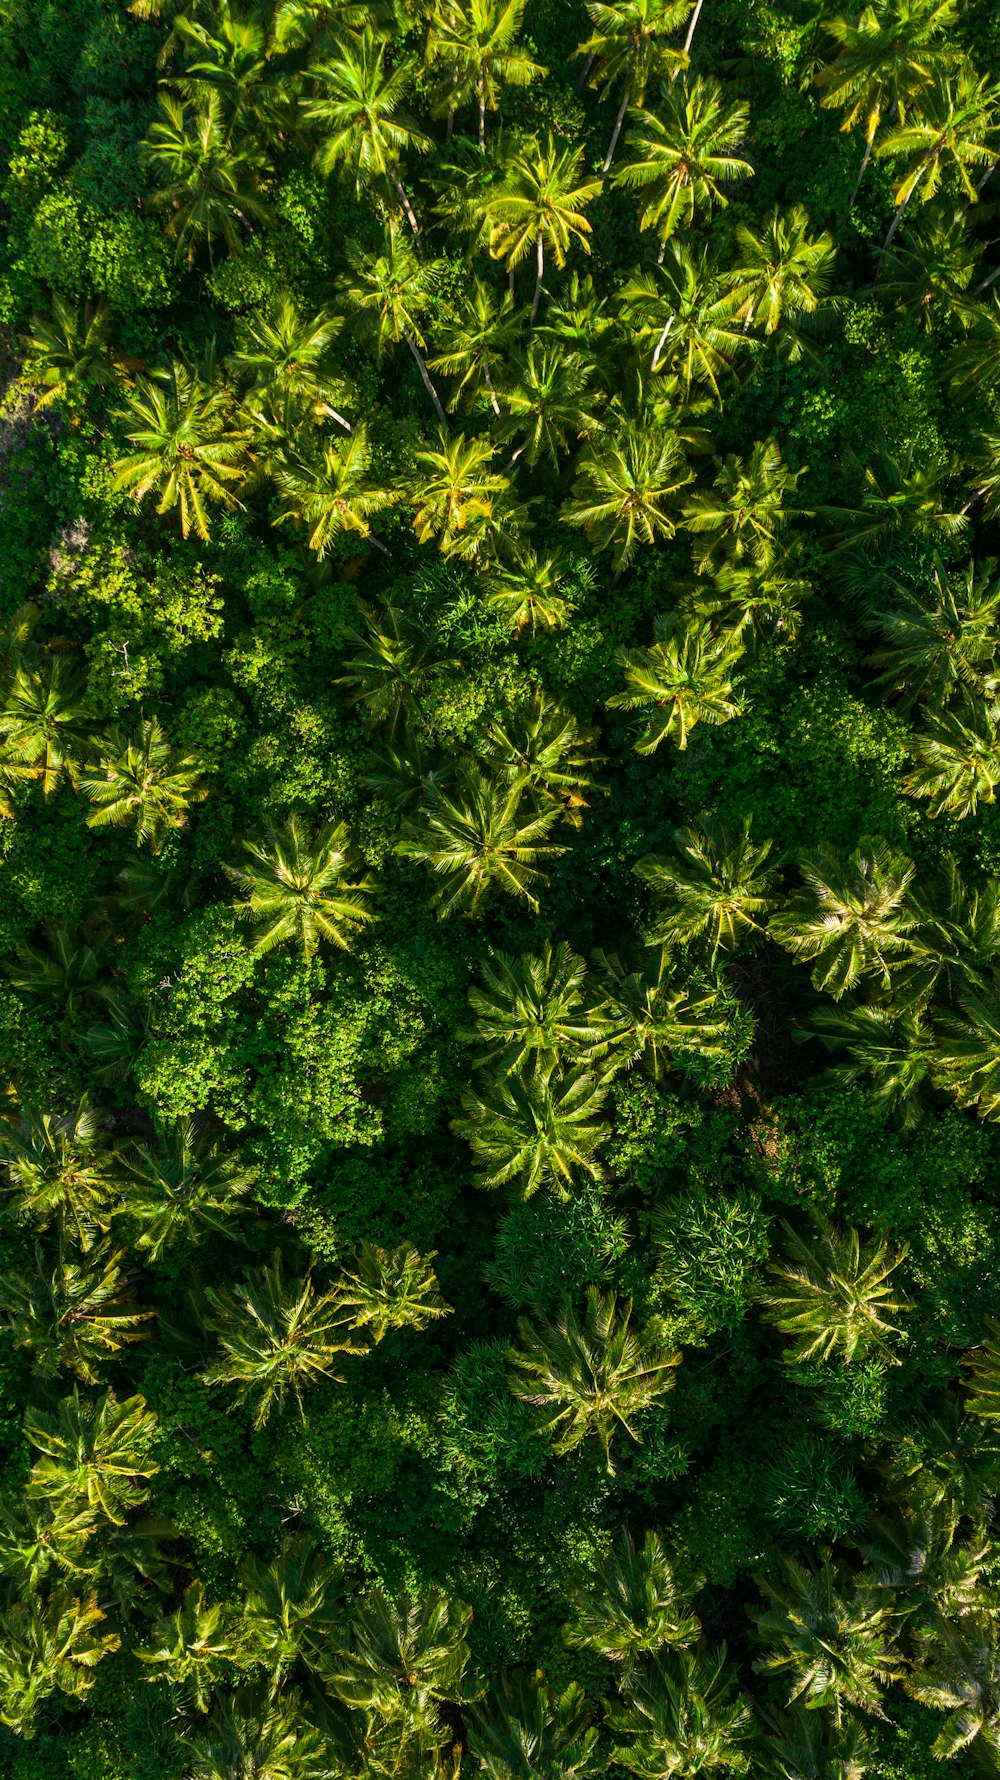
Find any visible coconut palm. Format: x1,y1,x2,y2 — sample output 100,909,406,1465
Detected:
241,1533,342,1680
563,428,693,572
762,1702,871,1780
81,715,208,851
273,428,395,557
226,815,378,957
881,200,981,328
302,29,431,230
182,1687,332,1780
576,0,692,172
0,1239,151,1384
816,0,959,206
322,1588,473,1730
750,1555,904,1725
904,1614,1000,1761
484,134,603,321
933,984,1000,1118
614,76,752,247
135,1581,240,1713
228,295,351,432
769,839,922,997
760,1215,909,1365
0,1489,101,1591
877,64,1000,251
479,692,604,825
142,90,273,263
22,296,115,409
565,1531,701,1666
498,343,604,468
637,814,782,960
409,430,511,554
621,243,753,387
607,1646,755,1779
805,1002,932,1127
336,601,440,729
120,1122,256,1261
170,0,287,137
467,1671,601,1780
864,558,1000,709
858,1498,990,1622
7,923,116,1024
821,447,967,574
340,223,448,422
24,1387,159,1525
485,549,587,633
201,1252,366,1428
593,947,733,1080
965,1317,1000,1418
0,1099,120,1250
425,0,546,147
112,359,248,540
508,1287,679,1468
428,279,524,416
397,761,567,916
724,207,836,352
465,943,624,1078
903,697,1000,819
0,1588,120,1737
0,654,93,796
684,439,804,576
333,1241,451,1343
608,615,743,751
454,1064,610,1197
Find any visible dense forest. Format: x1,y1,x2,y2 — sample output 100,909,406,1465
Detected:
8,0,1000,1773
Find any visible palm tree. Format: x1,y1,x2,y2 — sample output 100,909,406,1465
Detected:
0,653,93,796
22,296,115,409
613,76,752,247
565,1531,701,1665
135,1580,240,1713
0,1588,120,1737
467,1671,601,1780
333,1241,451,1342
576,0,692,172
723,208,836,351
170,1,287,139
303,29,430,230
563,429,693,573
81,715,208,851
397,761,566,917
815,0,959,207
228,294,351,432
858,1497,990,1622
0,1099,120,1250
121,1121,256,1261
0,1490,101,1591
877,65,1000,252
202,1253,366,1428
806,1001,932,1127
498,343,604,469
428,279,524,416
465,942,623,1076
864,558,1000,709
273,428,396,557
593,948,733,1080
762,1702,871,1780
485,134,603,321
409,429,510,554
637,814,782,960
905,1614,1000,1763
241,1533,342,1680
112,360,248,540
965,1317,1000,1418
7,922,115,1024
486,549,589,634
454,1063,610,1197
750,1555,904,1725
323,1588,473,1730
182,1687,332,1780
479,692,604,824
821,447,967,575
24,1387,159,1525
769,839,921,997
336,601,440,729
507,1287,679,1468
340,223,448,423
0,1239,152,1384
684,439,804,576
607,1647,755,1778
902,697,1000,819
608,615,743,751
226,814,378,957
425,0,546,148
142,90,273,263
621,243,752,386
934,984,1000,1118
759,1215,909,1365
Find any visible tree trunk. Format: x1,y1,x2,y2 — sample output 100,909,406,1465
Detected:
478,73,485,151
973,262,1000,297
682,0,705,55
366,530,391,555
575,50,596,91
880,183,918,257
324,405,352,432
483,365,501,417
509,265,516,300
602,86,631,175
847,136,873,212
651,314,675,372
394,174,421,235
404,332,448,427
530,231,544,323
975,159,998,196
506,440,529,471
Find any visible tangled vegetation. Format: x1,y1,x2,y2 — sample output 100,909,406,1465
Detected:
5,0,1000,1773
